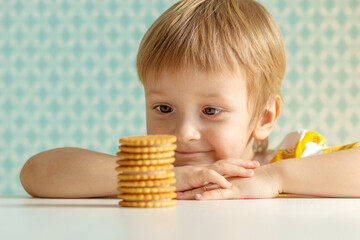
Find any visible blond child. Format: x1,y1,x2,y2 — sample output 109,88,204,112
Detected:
20,0,360,199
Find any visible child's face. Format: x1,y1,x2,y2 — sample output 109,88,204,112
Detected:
144,68,255,166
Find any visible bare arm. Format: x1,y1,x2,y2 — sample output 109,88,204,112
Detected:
176,148,360,200
20,147,119,198
277,147,360,197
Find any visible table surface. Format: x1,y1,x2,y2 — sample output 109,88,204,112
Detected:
1,196,360,240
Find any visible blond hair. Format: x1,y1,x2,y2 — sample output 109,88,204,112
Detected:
136,0,286,153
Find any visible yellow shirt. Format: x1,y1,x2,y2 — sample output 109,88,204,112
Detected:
263,129,360,164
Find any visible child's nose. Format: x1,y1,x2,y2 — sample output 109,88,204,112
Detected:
175,117,201,143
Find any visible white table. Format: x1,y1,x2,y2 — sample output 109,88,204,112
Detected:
1,196,360,240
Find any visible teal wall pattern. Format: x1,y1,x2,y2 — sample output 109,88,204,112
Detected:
0,0,359,196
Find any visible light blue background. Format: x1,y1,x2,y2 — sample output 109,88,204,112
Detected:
0,0,359,196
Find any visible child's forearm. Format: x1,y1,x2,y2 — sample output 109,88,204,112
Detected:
20,147,119,198
274,148,360,197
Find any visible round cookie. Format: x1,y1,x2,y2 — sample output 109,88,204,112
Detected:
116,151,175,159
116,135,177,208
119,144,177,153
117,171,175,181
116,157,175,166
118,192,177,201
118,178,176,187
119,135,176,146
119,199,177,208
115,164,174,173
118,186,176,194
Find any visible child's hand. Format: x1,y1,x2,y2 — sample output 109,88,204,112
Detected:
174,159,260,192
176,164,281,199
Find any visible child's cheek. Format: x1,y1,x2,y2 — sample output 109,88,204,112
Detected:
210,127,248,160
146,115,172,135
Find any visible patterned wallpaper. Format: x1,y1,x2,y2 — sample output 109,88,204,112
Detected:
0,0,359,196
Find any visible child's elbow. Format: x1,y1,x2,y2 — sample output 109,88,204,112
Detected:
20,157,36,197
20,153,52,198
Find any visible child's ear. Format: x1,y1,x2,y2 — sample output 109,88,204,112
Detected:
252,95,282,140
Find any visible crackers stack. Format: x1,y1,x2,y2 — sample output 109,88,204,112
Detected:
115,135,177,207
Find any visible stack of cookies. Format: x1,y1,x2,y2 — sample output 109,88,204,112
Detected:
115,135,177,207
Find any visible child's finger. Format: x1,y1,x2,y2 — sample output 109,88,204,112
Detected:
176,189,202,200
195,188,236,200
176,184,218,200
210,163,255,178
196,169,232,189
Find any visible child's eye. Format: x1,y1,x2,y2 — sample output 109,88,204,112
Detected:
203,107,221,116
155,105,173,113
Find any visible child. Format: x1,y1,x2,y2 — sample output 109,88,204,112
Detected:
20,0,360,199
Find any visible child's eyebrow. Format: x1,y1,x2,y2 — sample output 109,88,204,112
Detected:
147,90,232,101
145,90,163,96
201,93,225,98
200,93,232,102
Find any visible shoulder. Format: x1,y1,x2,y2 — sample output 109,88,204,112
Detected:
257,129,360,165
260,129,327,164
